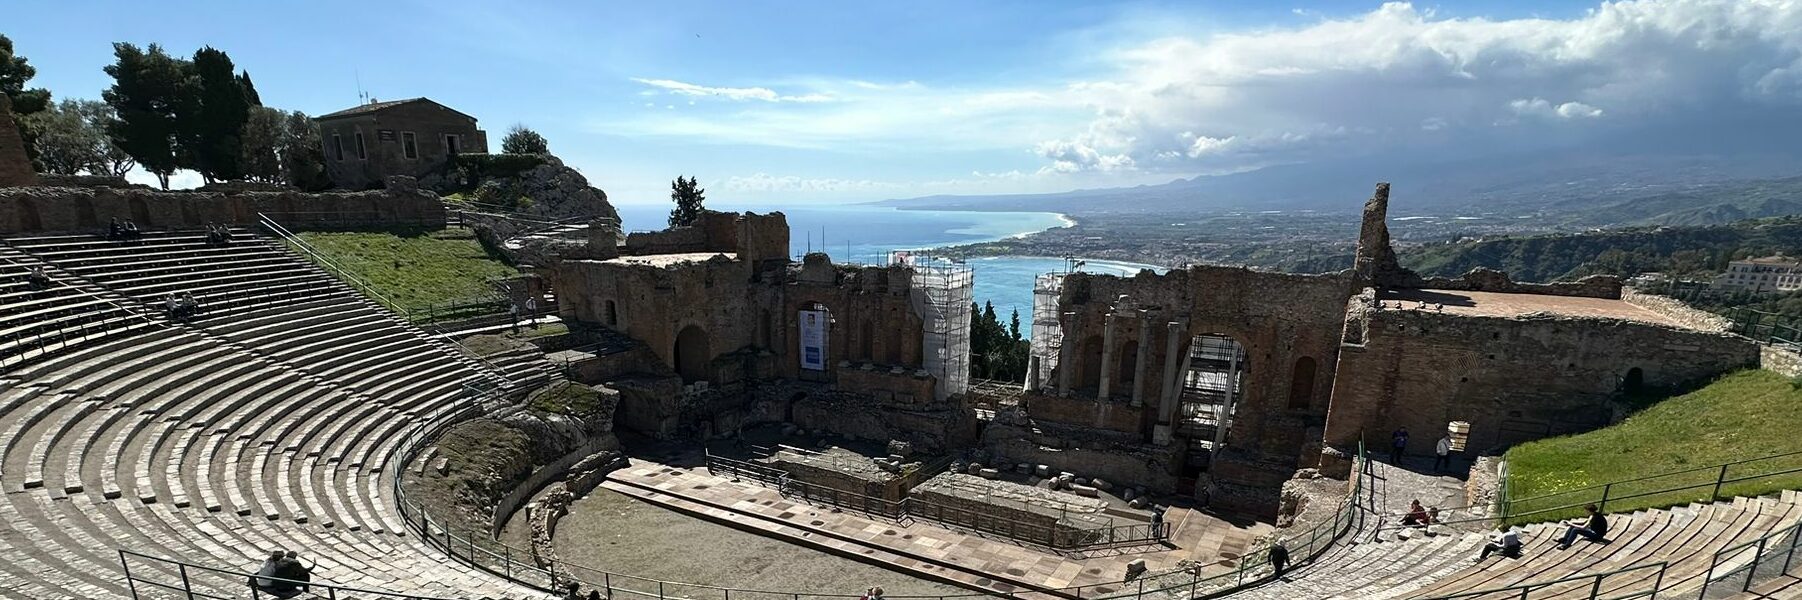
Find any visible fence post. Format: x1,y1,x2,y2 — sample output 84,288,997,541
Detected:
1589,572,1603,599
118,551,139,600
1713,463,1730,501
1599,483,1611,512
177,563,195,600
1745,538,1769,592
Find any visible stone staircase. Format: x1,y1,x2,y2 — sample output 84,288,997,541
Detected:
1223,491,1802,600
0,228,539,599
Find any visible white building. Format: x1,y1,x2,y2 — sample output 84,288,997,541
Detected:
1715,256,1802,294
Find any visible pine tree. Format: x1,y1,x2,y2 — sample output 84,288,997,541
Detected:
181,47,253,182
103,43,187,189
668,176,707,227
0,34,52,167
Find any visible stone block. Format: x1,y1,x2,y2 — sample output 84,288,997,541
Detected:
1091,478,1112,491
967,462,984,475
1071,484,1099,497
1035,464,1050,477
978,468,1000,479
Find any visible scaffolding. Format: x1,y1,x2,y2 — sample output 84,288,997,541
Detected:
1029,272,1065,391
1177,334,1246,446
895,253,973,402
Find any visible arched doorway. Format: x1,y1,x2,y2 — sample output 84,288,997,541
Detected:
1288,357,1317,409
1078,335,1105,391
605,300,619,327
674,324,711,383
1117,342,1139,395
1623,367,1644,395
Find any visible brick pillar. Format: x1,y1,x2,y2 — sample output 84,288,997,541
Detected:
1131,310,1153,407
1098,312,1118,400
1159,321,1185,423
1056,311,1077,395
0,95,39,187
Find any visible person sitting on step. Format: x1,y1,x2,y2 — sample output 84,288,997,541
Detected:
1401,499,1434,527
1556,504,1609,549
25,266,49,291
1477,527,1523,561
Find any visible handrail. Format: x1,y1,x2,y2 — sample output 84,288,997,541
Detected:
1697,517,1802,597
1411,561,1667,600
1087,441,1370,600
0,253,165,369
117,549,479,600
256,213,412,319
1500,449,1802,524
257,213,519,389
1507,449,1802,505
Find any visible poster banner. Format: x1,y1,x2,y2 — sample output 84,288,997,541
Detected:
799,309,828,370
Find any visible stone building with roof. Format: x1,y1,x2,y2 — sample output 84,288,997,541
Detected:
1714,255,1802,294
315,97,487,190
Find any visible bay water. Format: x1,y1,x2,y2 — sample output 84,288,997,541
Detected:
612,203,1162,335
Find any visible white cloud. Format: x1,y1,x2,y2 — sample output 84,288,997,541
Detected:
125,168,202,190
723,173,899,193
1509,98,1605,119
630,78,834,103
609,1,1802,180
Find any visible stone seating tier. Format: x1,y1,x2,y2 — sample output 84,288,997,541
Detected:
0,228,525,599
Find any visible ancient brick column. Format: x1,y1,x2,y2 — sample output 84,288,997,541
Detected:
1098,312,1118,399
0,95,39,187
1131,309,1153,407
1158,321,1185,424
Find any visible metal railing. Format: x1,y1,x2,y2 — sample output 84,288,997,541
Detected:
704,451,1169,550
1501,449,1802,524
0,254,163,370
118,549,485,600
256,213,519,389
258,213,413,319
1412,561,1667,600
1696,518,1802,598
1085,441,1371,600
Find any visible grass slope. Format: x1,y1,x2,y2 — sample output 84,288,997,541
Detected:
1505,370,1802,522
288,227,516,310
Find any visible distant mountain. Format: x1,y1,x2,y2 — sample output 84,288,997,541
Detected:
880,152,1800,221
1398,216,1802,283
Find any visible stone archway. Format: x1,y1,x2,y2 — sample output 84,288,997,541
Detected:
1078,334,1105,391
674,324,711,383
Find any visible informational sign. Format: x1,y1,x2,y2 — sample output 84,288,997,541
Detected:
377,129,397,141
799,309,828,370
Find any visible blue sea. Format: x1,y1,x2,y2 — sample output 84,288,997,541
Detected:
613,203,1162,335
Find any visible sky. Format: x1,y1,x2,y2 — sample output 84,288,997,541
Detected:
12,0,1802,205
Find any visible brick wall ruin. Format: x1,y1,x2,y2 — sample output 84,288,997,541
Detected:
0,176,445,233
1322,302,1758,459
0,96,38,188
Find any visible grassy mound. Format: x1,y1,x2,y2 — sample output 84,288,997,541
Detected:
287,227,516,310
526,380,605,416
1505,369,1802,522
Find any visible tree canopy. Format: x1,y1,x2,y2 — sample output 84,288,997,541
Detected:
668,175,706,227
971,301,1029,382
500,124,548,154
1,34,52,167
19,99,128,176
102,43,186,189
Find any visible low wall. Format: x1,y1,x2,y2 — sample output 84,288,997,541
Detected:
1023,392,1146,434
0,176,445,233
1621,288,1734,333
1762,345,1802,378
1407,268,1621,299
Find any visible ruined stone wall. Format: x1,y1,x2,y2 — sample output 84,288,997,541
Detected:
1323,306,1758,457
981,419,1182,494
1622,288,1734,333
837,366,935,405
1761,345,1802,378
1055,266,1354,489
555,255,780,382
622,210,787,263
1022,392,1147,434
782,261,926,380
0,178,445,233
0,96,37,188
767,381,978,452
1407,269,1622,300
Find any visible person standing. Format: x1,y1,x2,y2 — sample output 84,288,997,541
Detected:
1390,427,1409,464
1268,541,1290,579
1435,433,1453,472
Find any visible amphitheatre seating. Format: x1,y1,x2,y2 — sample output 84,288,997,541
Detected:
0,228,536,599
0,246,154,369
1222,490,1802,599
